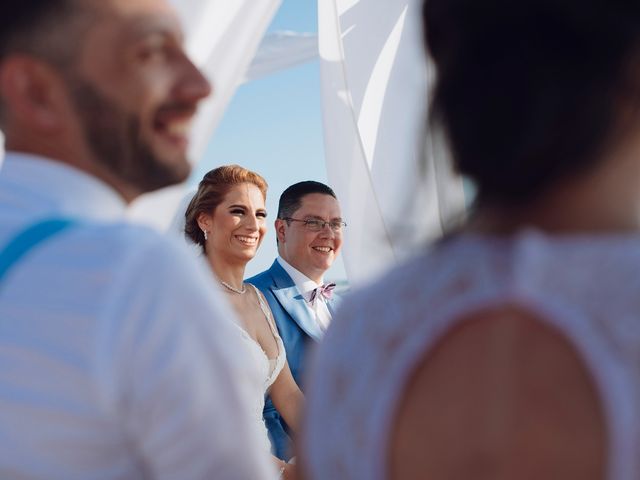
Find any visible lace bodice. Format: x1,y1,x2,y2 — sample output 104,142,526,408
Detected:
303,230,640,480
237,284,286,452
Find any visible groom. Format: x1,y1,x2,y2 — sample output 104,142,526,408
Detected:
248,181,345,460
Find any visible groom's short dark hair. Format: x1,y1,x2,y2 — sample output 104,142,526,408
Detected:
277,181,338,219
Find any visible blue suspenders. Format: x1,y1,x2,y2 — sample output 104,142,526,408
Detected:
0,219,76,283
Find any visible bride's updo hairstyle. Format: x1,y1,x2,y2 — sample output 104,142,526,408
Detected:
423,0,640,206
184,165,268,252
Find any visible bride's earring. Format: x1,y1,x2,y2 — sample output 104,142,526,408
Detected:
203,229,208,241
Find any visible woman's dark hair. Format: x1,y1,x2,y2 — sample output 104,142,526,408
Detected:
423,0,640,206
184,165,268,251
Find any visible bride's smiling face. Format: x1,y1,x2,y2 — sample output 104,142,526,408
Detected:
203,182,267,264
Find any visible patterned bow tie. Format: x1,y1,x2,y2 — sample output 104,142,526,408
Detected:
309,283,336,304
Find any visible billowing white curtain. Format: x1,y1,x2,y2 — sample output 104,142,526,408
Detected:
319,0,466,286
128,0,282,229
244,32,318,83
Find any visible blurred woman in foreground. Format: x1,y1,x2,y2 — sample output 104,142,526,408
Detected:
303,1,640,479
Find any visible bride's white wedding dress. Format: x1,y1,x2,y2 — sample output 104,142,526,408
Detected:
237,284,286,453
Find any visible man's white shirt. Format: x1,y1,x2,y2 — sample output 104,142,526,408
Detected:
0,152,275,480
276,256,332,331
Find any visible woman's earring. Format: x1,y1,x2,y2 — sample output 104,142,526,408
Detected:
203,230,208,241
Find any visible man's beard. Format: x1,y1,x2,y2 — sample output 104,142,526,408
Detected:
66,76,191,194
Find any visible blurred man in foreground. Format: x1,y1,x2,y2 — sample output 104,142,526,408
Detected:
0,0,273,478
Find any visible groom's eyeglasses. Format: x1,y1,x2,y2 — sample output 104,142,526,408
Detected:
283,218,347,233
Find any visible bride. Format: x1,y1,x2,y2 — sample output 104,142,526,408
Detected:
184,165,302,479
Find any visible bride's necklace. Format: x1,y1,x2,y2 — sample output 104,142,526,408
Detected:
220,281,246,295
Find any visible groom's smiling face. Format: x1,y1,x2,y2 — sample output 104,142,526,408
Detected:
277,193,343,283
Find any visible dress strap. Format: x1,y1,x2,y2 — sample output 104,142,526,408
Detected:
249,284,280,339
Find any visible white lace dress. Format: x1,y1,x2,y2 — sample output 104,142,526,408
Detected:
237,284,286,454
303,230,640,480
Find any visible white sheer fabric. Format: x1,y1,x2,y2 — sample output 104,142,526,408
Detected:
168,0,282,163
304,231,640,479
244,32,318,83
318,0,466,286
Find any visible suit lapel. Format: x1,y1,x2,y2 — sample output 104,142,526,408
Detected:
268,261,324,341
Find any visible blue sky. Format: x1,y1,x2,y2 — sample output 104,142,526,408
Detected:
190,1,347,280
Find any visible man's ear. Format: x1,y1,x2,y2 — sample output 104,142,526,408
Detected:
275,218,287,244
0,56,68,132
197,212,211,233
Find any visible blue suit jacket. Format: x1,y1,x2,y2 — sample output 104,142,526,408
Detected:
247,260,339,460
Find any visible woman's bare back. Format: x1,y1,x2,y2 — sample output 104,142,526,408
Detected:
390,305,606,480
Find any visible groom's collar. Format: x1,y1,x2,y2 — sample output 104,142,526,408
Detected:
276,256,322,302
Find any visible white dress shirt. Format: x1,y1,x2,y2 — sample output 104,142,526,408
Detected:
276,256,332,331
0,152,275,480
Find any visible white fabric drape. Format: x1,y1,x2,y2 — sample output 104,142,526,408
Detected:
319,0,466,286
169,0,282,162
244,32,318,83
129,0,282,229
